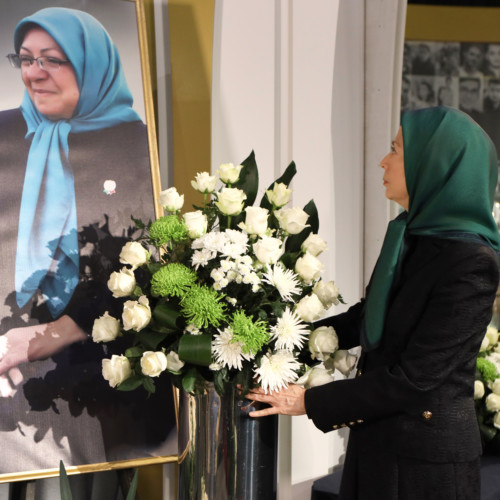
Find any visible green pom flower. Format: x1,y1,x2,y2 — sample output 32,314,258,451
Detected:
181,285,227,328
477,357,499,383
231,310,269,356
149,215,188,245
151,263,197,297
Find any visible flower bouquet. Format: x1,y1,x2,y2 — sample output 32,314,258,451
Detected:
475,324,500,453
92,151,356,396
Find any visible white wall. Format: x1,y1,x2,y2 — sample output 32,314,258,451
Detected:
211,0,364,495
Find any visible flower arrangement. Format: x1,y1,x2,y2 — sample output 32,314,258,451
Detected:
475,323,500,453
92,152,356,395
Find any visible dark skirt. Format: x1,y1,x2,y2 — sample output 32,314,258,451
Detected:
339,429,480,500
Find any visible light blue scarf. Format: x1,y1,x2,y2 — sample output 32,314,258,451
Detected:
14,7,141,317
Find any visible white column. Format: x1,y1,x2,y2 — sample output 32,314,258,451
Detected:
364,0,408,284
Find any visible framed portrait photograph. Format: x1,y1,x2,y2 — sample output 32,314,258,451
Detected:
0,0,177,483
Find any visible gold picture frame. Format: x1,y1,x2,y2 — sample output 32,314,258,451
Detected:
0,0,177,483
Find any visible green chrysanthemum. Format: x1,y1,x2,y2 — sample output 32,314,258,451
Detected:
231,310,269,356
151,263,197,297
149,215,188,244
477,357,499,383
180,285,227,328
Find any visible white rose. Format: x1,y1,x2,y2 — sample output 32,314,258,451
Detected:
191,172,218,193
92,311,121,343
296,366,335,389
324,350,357,376
122,296,151,332
141,351,168,377
215,187,247,216
480,335,492,352
295,294,324,323
102,355,132,388
301,233,328,256
494,412,500,430
159,187,184,211
217,163,243,184
253,236,283,265
266,182,292,208
119,241,149,270
474,380,485,400
108,267,136,298
275,207,309,234
313,280,340,309
295,252,323,283
166,351,185,372
492,378,500,395
486,392,500,412
239,206,269,235
486,325,499,348
309,325,339,361
183,211,208,238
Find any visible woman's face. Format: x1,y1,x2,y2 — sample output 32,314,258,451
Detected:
20,28,79,120
380,127,409,210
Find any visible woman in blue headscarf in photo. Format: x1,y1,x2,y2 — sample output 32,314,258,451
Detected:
0,7,170,475
244,107,500,499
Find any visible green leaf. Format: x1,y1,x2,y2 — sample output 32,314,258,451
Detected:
136,329,172,350
181,367,199,394
117,375,144,392
260,161,297,210
285,199,319,253
153,302,182,330
142,377,156,394
59,461,73,500
125,469,139,500
233,150,259,206
178,334,212,367
125,346,145,358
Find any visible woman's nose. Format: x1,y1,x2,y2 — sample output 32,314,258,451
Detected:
24,62,48,79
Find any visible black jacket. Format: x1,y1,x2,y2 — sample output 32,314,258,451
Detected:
306,235,498,465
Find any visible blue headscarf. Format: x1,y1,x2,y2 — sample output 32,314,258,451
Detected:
14,7,141,318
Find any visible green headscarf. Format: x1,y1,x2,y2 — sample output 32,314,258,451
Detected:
361,107,500,351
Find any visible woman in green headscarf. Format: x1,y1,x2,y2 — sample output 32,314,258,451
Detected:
245,107,500,499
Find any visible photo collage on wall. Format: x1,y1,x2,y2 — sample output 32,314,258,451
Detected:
403,40,500,220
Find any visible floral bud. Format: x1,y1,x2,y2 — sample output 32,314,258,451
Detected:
159,187,184,211
191,172,218,193
166,351,185,372
217,163,243,184
141,351,168,377
92,312,121,343
325,349,357,376
239,207,269,235
296,366,335,389
183,211,208,238
119,241,149,270
295,294,324,323
474,380,485,400
215,187,247,216
107,267,136,298
308,325,338,361
122,296,151,332
102,355,131,388
253,236,283,265
313,280,340,309
301,233,328,256
486,392,500,412
275,207,309,234
266,182,292,208
295,252,323,283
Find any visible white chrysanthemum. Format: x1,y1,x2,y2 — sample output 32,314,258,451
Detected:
211,268,225,282
185,324,201,335
225,229,249,246
255,350,300,393
191,248,216,269
222,242,247,259
212,328,249,370
193,231,228,252
270,308,310,350
262,264,302,301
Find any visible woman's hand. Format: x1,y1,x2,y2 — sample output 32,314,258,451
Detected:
0,315,87,396
243,384,307,418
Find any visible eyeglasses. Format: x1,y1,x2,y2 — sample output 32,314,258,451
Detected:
6,54,70,72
